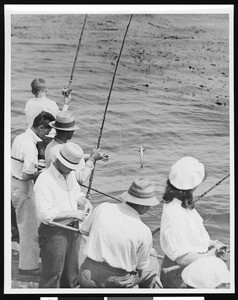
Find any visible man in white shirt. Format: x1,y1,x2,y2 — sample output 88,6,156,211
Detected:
11,111,55,276
34,142,93,288
25,78,70,129
78,178,161,288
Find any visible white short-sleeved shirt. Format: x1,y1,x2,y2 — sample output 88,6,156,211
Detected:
25,96,59,128
34,163,86,225
160,198,210,261
80,202,153,272
11,128,42,179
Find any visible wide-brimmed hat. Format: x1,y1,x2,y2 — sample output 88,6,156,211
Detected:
181,256,230,288
121,177,159,206
31,78,47,92
169,156,205,190
49,111,79,131
56,142,84,170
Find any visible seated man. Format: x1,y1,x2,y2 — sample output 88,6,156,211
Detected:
78,177,162,288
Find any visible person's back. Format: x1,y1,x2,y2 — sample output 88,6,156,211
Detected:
79,178,161,288
25,96,59,128
25,78,70,129
84,202,152,272
25,78,59,128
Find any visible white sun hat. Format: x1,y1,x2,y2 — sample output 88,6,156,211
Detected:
181,256,230,288
169,156,205,190
56,142,84,170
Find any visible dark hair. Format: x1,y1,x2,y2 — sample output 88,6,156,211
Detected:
162,179,195,210
32,111,55,129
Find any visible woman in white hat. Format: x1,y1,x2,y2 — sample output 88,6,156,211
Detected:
159,156,230,288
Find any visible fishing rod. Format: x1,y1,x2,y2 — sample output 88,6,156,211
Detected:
80,183,160,220
62,14,87,97
151,173,230,236
194,173,230,203
86,14,133,199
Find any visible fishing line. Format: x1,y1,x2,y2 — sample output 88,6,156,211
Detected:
86,14,133,199
116,98,126,189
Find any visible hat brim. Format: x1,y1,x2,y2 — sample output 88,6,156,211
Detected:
49,121,79,131
121,191,159,206
56,151,83,170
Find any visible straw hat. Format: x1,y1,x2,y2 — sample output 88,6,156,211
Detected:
181,256,230,288
169,156,205,190
121,177,159,206
49,111,79,131
56,142,84,170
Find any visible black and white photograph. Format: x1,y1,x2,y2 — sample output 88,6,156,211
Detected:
4,4,234,296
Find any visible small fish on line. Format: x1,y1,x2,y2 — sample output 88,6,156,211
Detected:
138,145,146,168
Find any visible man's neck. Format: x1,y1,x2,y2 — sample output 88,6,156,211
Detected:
35,92,46,98
53,161,67,179
54,136,67,144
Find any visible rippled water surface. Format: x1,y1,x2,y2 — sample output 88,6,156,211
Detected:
10,14,231,255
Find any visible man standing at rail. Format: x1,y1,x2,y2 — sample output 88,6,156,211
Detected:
11,111,55,275
34,142,93,288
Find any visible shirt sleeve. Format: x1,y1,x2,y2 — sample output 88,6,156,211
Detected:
162,217,191,260
21,144,38,175
34,171,60,223
75,158,94,184
136,227,153,270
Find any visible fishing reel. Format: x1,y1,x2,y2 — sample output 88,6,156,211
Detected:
215,245,230,262
62,87,72,98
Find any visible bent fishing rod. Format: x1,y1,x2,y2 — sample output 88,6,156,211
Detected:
62,14,87,97
86,14,133,200
151,173,230,235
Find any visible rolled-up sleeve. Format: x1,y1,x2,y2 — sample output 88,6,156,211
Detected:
161,218,190,261
34,171,60,223
21,144,38,175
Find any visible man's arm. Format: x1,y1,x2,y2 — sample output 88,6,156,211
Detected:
21,170,43,181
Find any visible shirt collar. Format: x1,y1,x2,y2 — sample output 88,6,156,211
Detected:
119,202,141,219
33,96,47,101
25,128,42,143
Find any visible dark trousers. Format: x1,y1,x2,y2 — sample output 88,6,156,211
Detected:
160,255,187,288
38,223,80,288
78,255,160,288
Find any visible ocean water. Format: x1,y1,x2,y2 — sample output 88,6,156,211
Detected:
10,14,231,256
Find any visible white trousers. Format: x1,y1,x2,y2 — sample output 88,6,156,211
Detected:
11,177,40,270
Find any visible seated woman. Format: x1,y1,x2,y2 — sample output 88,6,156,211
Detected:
159,156,230,289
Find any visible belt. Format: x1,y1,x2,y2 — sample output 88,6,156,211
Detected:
12,176,22,180
86,257,135,274
87,257,112,268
